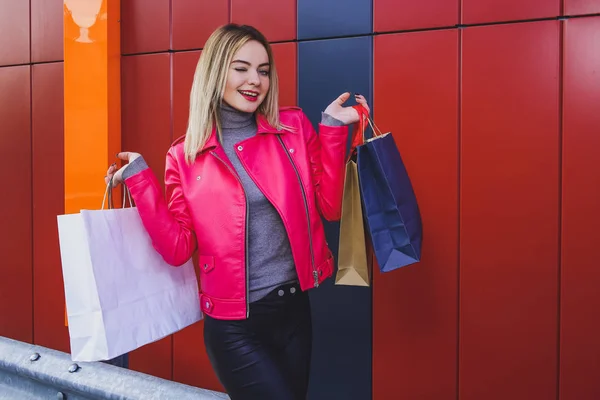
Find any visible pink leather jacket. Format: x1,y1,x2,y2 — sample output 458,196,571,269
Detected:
124,107,348,320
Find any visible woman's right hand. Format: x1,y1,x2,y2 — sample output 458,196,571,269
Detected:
105,151,142,187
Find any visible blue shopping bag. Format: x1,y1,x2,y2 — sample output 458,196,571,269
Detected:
351,106,422,273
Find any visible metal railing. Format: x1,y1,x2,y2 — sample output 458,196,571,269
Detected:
0,336,229,400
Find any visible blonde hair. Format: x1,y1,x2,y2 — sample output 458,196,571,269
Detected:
184,24,283,163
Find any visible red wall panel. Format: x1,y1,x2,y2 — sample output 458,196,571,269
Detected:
171,50,223,392
373,30,459,400
231,0,296,42
271,42,297,107
462,0,559,24
31,0,63,63
121,0,170,55
564,0,600,15
374,0,459,32
560,16,600,400
121,53,173,379
32,62,69,352
171,1,229,51
173,319,222,392
172,51,201,140
460,21,559,400
0,0,30,66
0,65,33,342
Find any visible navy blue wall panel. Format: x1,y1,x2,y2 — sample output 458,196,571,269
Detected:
298,0,372,40
299,36,373,400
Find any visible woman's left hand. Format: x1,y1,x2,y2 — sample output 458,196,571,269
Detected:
323,92,370,125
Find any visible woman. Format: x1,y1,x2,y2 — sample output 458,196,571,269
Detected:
106,23,369,399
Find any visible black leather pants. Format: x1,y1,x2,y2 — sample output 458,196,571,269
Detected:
203,282,312,400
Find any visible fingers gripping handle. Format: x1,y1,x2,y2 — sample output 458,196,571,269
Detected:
348,105,384,161
101,178,133,210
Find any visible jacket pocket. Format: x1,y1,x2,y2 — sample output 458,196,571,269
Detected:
198,255,215,274
316,251,334,280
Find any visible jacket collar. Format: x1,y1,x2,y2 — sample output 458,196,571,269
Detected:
199,113,291,154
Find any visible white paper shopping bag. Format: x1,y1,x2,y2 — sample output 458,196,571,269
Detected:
57,187,202,362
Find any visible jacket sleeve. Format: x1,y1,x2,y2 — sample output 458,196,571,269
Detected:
123,149,197,266
303,111,349,222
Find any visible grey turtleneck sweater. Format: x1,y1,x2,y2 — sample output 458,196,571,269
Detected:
123,104,344,302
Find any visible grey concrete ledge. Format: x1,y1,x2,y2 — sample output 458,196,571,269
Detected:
0,336,229,400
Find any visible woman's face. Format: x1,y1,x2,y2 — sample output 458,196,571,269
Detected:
223,40,271,113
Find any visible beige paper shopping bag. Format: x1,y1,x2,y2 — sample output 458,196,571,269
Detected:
335,159,371,286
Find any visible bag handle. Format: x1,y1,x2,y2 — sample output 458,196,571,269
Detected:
348,105,384,160
354,105,384,138
101,178,133,210
348,107,367,159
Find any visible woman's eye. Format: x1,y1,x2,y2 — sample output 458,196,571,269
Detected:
234,68,247,72
259,70,269,76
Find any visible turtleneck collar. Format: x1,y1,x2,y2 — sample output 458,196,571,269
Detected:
219,102,256,130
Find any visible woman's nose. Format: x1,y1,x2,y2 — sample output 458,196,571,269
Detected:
247,71,260,86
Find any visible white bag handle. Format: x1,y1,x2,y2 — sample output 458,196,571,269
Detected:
101,178,133,210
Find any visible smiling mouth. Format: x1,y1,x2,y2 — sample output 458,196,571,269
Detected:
239,90,258,97
238,90,259,102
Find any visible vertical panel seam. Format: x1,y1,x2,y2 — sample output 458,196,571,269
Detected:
293,0,298,41
169,46,175,381
457,3,463,397
557,18,564,400
368,21,374,400
169,0,173,51
29,0,35,344
295,3,299,109
30,66,34,343
29,0,32,62
169,54,174,144
369,15,374,397
295,43,299,106
456,25,463,400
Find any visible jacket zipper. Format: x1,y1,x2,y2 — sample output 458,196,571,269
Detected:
276,136,319,287
210,151,250,318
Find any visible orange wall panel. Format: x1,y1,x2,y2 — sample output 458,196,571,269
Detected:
462,0,560,24
374,0,459,32
0,65,33,342
271,42,297,107
171,1,229,51
32,62,69,353
560,16,600,400
31,0,63,63
460,21,560,400
231,0,297,42
373,30,459,400
0,0,30,66
121,53,173,379
63,0,122,214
